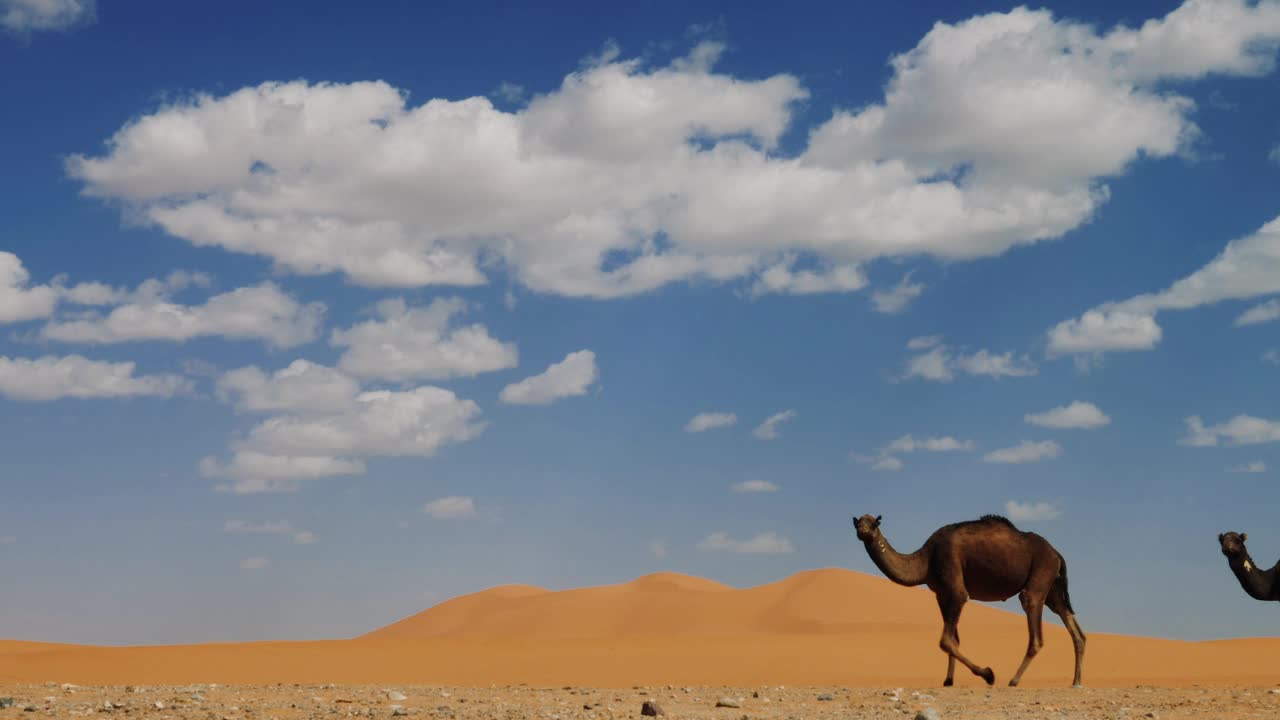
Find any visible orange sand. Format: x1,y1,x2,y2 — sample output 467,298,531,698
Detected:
1,569,1275,687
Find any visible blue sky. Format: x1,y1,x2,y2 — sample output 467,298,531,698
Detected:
3,0,1280,645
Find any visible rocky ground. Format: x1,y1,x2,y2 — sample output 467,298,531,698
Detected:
1,683,1279,719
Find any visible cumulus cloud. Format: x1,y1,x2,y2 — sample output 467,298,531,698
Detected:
901,339,1037,382
855,433,974,471
1,0,94,33
1228,460,1267,473
423,496,476,519
66,3,1280,300
0,354,190,401
331,297,517,382
752,409,796,440
1050,216,1280,356
499,350,597,405
202,386,485,493
870,273,924,314
685,411,737,432
0,252,58,323
223,520,316,544
43,282,324,349
240,556,269,570
1180,414,1280,447
217,360,359,414
983,440,1062,464
1004,500,1061,522
1024,401,1111,429
732,479,778,493
649,539,668,558
697,531,793,555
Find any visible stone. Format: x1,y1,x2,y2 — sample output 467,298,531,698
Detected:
390,705,407,716
0,698,12,709
387,691,408,702
915,709,941,720
715,698,741,708
640,700,664,716
154,701,165,710
816,693,834,701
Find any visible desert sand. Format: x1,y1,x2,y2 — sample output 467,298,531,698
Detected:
1,569,1277,718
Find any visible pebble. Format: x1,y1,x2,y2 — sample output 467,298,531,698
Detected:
715,697,741,708
816,693,834,701
0,698,12,709
387,691,408,701
915,709,941,720
390,705,407,716
640,699,664,716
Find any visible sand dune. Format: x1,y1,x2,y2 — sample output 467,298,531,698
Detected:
2,568,1277,687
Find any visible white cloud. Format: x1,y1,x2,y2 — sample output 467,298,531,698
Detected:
1235,298,1280,326
1265,348,1280,365
902,339,1037,382
684,411,737,432
0,354,190,401
1050,216,1280,355
697,531,793,555
240,556,269,570
732,479,778,493
202,386,485,493
331,297,517,382
1,0,94,33
906,335,942,351
43,282,324,349
499,350,597,405
217,360,359,414
752,409,796,440
1004,500,1061,522
202,452,366,494
1270,143,1280,165
649,539,668,558
423,496,476,519
223,520,317,545
0,252,58,323
68,4,1280,300
1025,401,1111,429
856,433,974,471
1228,460,1267,473
885,434,975,453
491,81,526,104
983,440,1062,464
1179,414,1280,447
870,273,924,314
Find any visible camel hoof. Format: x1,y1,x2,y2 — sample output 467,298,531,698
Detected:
942,679,953,687
1072,684,1083,690
981,668,995,686
1008,679,1019,688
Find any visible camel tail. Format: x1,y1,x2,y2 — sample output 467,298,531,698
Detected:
1053,551,1075,614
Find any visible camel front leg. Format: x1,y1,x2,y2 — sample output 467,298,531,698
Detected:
1008,590,1045,687
944,655,956,686
937,594,995,686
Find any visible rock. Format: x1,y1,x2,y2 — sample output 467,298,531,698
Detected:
154,701,165,710
915,709,941,720
715,698,741,708
0,698,12,709
816,693,834,701
640,700,664,716
390,705,407,716
387,691,408,702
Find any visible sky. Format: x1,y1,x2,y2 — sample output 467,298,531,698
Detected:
2,0,1280,645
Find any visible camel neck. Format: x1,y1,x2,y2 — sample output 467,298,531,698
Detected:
864,532,930,587
1229,552,1277,601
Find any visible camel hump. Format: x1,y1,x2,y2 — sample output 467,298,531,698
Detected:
977,514,1018,529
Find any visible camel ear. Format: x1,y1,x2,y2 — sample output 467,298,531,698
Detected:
874,515,882,526
1218,533,1225,543
1241,533,1247,542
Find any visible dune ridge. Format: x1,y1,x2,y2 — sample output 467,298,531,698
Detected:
2,568,1277,687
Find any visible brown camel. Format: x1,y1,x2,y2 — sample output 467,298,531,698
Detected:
853,513,1086,687
1218,531,1280,602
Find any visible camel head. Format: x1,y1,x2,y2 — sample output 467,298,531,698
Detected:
853,513,882,541
1218,531,1248,558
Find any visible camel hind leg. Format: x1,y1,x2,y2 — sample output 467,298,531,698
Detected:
1047,582,1086,687
1008,589,1046,687
936,592,995,686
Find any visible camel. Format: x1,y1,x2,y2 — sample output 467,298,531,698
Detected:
853,513,1086,687
1218,531,1280,602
